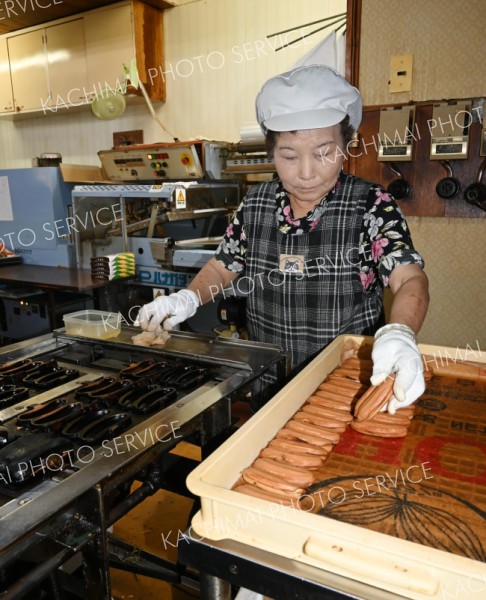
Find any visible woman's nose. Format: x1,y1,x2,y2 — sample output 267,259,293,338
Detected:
298,157,315,180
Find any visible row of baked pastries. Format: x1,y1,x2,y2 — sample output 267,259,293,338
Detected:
233,356,424,506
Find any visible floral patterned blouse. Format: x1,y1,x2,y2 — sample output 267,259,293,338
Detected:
216,172,424,292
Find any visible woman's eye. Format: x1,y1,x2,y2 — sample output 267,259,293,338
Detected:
283,156,297,161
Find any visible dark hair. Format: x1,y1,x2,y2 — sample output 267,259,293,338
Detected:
265,115,355,160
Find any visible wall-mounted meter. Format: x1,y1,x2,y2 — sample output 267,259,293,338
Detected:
430,101,471,160
378,106,416,162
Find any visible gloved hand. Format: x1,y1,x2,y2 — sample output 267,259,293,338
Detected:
371,324,424,415
134,289,199,332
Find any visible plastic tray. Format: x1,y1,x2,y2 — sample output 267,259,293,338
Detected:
186,335,486,600
63,309,121,340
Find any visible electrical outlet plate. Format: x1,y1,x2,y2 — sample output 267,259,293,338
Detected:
389,55,413,93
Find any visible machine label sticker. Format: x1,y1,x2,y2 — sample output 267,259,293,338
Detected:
137,267,194,290
279,254,305,273
175,188,187,209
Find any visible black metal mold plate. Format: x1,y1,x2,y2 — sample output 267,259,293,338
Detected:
0,358,220,496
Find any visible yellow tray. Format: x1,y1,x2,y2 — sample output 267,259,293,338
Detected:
186,335,486,600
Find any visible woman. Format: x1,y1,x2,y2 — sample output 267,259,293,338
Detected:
137,65,429,415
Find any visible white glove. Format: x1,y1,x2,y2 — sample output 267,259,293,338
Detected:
134,289,199,332
371,324,425,415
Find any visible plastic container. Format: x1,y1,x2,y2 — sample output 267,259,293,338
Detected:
63,310,121,339
186,335,486,600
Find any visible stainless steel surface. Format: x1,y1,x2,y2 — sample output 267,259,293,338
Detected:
71,184,176,198
173,248,217,269
53,326,279,371
199,572,231,600
166,207,229,221
174,237,222,247
70,182,239,273
224,142,275,174
107,213,167,235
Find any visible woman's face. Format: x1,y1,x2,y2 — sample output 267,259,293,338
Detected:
273,126,345,205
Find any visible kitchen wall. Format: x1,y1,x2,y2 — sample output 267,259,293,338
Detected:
0,0,345,168
358,0,486,348
359,0,486,105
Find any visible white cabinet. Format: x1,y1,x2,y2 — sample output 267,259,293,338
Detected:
0,38,14,113
84,4,135,98
47,19,88,109
8,29,49,111
8,19,87,112
1,0,165,116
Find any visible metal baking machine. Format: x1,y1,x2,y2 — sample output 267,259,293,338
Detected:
0,140,275,295
0,326,286,597
0,140,289,597
90,141,241,292
0,136,286,597
0,142,245,337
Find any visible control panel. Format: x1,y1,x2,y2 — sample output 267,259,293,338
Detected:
0,296,49,340
99,141,228,181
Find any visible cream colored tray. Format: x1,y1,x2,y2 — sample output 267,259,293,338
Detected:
186,335,486,600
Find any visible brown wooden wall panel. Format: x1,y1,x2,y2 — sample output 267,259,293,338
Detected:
132,0,166,102
349,104,486,218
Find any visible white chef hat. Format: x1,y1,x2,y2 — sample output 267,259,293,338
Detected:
255,64,362,134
